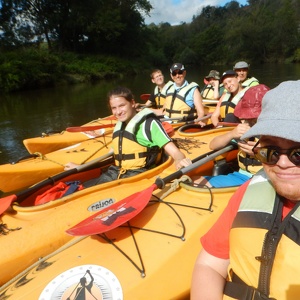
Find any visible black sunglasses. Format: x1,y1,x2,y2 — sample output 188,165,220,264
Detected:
252,142,300,166
171,70,184,76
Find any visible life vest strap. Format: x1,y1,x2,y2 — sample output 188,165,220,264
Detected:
114,151,158,161
224,274,276,300
165,108,195,115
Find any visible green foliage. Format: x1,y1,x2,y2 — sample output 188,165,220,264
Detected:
149,0,300,65
0,0,299,92
0,49,138,92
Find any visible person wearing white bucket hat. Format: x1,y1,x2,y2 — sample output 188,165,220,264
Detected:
191,80,300,300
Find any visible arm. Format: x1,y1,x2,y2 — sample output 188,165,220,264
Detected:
211,79,221,99
163,141,191,170
191,249,229,300
210,96,223,127
193,88,205,119
209,123,250,150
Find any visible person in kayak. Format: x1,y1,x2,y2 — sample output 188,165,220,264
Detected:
137,69,173,115
192,84,270,187
64,86,192,187
210,70,249,127
162,63,207,126
233,60,259,88
191,80,300,300
201,70,224,100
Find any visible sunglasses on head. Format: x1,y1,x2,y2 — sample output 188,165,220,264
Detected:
171,70,184,76
252,141,300,166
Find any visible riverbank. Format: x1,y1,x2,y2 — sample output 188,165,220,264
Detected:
0,49,147,93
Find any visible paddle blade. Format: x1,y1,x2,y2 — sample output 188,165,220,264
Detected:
140,94,150,101
0,194,17,214
162,122,175,137
66,183,157,236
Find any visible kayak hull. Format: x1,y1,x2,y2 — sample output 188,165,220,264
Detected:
0,179,237,299
0,128,238,289
23,116,117,154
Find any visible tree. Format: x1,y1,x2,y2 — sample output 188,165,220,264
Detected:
0,0,152,55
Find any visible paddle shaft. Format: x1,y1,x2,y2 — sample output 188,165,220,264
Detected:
216,122,239,127
155,144,235,189
0,152,114,212
66,123,115,132
160,113,212,123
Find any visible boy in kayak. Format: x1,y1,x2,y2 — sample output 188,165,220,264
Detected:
210,70,249,126
138,69,173,115
191,80,300,300
65,86,191,187
192,84,270,187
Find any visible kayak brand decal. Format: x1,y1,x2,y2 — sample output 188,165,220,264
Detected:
88,198,116,212
39,264,123,300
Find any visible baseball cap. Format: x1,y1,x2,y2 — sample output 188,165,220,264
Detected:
242,80,300,142
170,63,185,73
205,70,220,80
233,61,249,69
234,84,270,119
220,70,237,83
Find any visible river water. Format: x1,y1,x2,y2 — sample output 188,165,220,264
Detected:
1,63,299,164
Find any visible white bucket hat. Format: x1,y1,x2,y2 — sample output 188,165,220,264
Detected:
242,80,300,142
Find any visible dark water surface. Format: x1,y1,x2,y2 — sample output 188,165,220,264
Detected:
1,63,299,164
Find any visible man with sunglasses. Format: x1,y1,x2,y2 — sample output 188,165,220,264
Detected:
191,80,300,300
163,63,206,124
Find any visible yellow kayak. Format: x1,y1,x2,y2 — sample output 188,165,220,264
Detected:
0,126,234,195
0,128,238,291
0,131,114,195
23,116,117,155
23,106,216,156
0,174,237,299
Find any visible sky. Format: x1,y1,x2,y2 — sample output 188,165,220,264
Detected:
144,0,248,25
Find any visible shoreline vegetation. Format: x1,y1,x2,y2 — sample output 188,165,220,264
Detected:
0,0,299,93
1,48,299,94
0,49,145,93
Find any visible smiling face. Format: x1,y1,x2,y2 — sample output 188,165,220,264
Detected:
170,69,186,87
151,71,165,88
222,76,241,95
109,96,136,123
260,136,300,201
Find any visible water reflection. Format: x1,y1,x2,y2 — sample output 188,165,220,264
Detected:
0,64,299,164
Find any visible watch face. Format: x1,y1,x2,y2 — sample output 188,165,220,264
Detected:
39,264,123,300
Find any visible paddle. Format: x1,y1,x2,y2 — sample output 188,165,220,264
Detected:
66,123,115,132
66,144,235,236
66,121,175,138
140,94,151,101
202,99,219,105
160,113,212,123
216,122,240,127
0,152,114,215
